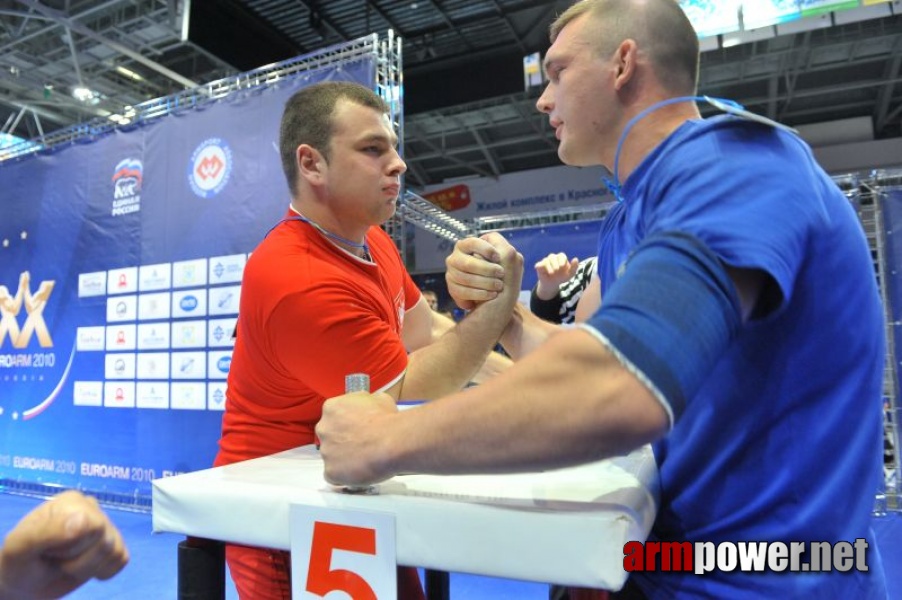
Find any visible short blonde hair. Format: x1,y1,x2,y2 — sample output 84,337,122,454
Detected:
549,0,700,95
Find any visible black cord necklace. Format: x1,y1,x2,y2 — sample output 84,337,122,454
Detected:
269,212,371,260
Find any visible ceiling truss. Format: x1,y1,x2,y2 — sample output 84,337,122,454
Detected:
0,1,901,187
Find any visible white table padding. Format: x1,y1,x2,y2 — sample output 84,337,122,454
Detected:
152,444,658,590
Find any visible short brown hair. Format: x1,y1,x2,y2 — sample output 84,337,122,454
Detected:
550,0,699,95
279,81,388,194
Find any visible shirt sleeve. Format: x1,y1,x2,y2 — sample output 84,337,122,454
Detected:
402,269,421,311
529,285,567,323
642,121,829,319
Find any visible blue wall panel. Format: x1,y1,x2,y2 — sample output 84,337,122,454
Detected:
0,61,373,497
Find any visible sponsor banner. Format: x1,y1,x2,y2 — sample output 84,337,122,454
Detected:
208,318,237,348
171,351,206,380
105,324,137,351
136,323,171,350
73,381,103,407
209,253,246,285
173,258,208,289
138,292,171,321
136,382,169,410
171,320,207,349
0,59,376,496
171,382,207,410
76,326,105,351
136,352,171,380
138,263,172,291
207,382,228,411
108,267,138,295
208,285,241,316
104,382,136,408
171,289,207,319
105,353,136,380
207,350,233,380
78,271,107,297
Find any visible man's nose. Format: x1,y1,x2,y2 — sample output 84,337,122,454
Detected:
388,148,407,176
536,85,553,114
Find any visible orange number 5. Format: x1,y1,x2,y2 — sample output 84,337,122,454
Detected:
306,521,378,599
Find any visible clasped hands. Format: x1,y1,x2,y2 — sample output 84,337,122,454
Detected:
317,233,522,486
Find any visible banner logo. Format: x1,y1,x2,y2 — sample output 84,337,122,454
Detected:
423,184,471,212
112,158,143,216
189,138,232,198
0,272,55,349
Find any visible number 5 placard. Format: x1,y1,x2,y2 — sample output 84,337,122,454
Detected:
290,504,397,599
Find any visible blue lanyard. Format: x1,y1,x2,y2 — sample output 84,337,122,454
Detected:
603,96,798,202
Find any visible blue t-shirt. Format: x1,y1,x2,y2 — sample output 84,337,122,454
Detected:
589,115,887,598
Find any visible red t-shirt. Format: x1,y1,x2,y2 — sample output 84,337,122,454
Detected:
215,211,420,466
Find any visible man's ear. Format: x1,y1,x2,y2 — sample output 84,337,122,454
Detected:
297,144,326,185
613,39,638,91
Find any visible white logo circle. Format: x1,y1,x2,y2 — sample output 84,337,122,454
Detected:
189,138,232,198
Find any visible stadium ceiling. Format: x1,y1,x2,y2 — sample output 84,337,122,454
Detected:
2,1,902,188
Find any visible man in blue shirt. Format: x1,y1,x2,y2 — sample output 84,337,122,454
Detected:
317,1,887,597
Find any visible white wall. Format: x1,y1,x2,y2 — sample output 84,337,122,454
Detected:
812,138,902,175
792,115,902,175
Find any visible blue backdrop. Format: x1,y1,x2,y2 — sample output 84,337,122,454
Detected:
501,220,604,291
0,60,374,498
879,189,902,396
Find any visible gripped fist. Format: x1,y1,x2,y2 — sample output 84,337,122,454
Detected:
445,234,523,310
317,391,399,486
0,490,129,600
445,236,503,311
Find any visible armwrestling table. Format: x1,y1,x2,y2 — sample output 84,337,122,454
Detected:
152,444,658,599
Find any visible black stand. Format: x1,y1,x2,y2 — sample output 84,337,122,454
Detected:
425,569,450,600
177,538,225,600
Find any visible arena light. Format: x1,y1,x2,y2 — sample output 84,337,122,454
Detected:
72,86,95,102
0,132,41,161
115,65,144,82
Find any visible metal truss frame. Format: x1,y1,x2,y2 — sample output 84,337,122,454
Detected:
861,170,902,514
0,32,394,162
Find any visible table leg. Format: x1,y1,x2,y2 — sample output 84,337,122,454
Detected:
424,569,450,600
178,537,225,600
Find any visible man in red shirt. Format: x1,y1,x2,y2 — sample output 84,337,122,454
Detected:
215,81,521,599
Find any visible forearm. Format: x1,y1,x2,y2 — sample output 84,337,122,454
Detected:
399,294,516,399
469,349,513,384
499,303,561,360
534,280,561,301
376,329,669,476
427,309,514,384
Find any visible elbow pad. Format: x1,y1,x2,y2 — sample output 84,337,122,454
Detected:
579,231,742,425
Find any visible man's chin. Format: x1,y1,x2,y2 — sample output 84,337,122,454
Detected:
557,148,594,168
378,203,397,225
